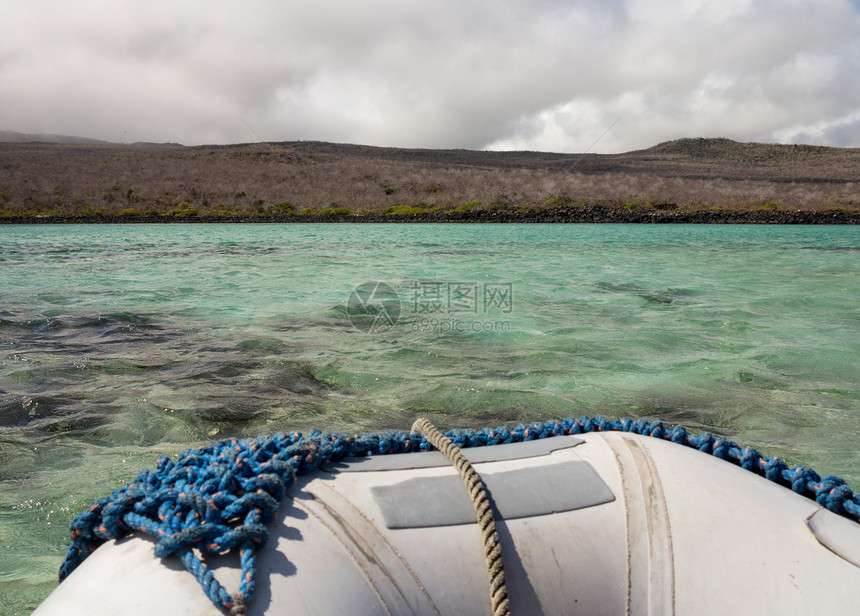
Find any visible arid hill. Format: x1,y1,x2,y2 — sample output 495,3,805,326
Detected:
1,136,858,222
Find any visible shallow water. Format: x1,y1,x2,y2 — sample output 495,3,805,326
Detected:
1,223,859,613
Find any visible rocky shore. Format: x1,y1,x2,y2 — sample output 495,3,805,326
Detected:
5,205,859,225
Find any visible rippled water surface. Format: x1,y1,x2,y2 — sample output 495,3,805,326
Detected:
1,223,859,613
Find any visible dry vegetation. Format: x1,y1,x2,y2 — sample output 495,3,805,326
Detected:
1,137,859,220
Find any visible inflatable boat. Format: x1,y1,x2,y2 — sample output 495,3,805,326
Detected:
35,417,860,615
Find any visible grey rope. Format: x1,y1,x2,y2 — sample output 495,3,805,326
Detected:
229,593,246,616
412,418,511,616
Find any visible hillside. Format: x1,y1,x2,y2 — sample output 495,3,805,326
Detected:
643,137,858,164
1,137,858,222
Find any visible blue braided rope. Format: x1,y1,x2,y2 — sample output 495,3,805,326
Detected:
59,416,860,614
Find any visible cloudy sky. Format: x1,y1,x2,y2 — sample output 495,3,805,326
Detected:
2,0,859,153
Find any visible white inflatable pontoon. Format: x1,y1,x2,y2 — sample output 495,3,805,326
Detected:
35,429,860,615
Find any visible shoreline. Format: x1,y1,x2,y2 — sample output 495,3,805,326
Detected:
3,206,859,225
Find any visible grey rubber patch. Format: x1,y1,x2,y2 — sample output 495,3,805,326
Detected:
327,436,584,473
371,460,615,528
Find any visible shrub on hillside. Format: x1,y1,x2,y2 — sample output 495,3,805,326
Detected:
384,205,427,215
320,207,353,216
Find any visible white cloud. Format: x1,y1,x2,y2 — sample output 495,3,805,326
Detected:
1,0,859,151
772,108,860,146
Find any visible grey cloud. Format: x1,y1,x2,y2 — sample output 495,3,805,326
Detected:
1,0,859,151
821,117,860,148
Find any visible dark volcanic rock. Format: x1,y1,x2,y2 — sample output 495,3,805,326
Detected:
5,208,859,225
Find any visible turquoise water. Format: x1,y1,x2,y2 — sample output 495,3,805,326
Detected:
1,223,859,613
